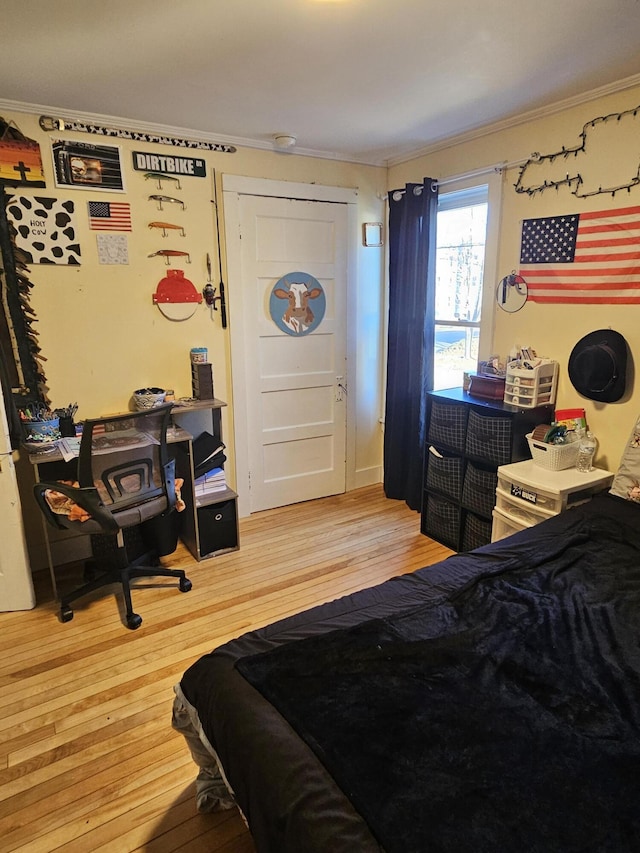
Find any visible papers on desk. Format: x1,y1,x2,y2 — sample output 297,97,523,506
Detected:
56,430,159,461
58,437,82,461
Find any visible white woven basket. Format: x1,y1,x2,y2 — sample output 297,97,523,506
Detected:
526,434,580,471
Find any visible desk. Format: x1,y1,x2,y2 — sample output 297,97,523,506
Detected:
28,399,239,599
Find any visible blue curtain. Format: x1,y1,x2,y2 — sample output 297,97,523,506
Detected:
383,179,438,511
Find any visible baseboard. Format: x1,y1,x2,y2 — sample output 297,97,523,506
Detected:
352,466,382,490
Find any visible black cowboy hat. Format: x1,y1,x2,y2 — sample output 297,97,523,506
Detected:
568,329,628,403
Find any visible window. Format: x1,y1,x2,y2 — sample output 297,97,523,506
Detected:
433,185,488,390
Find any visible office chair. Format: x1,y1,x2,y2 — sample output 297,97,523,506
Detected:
33,402,192,629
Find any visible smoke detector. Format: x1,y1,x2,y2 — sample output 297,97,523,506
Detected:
273,134,297,151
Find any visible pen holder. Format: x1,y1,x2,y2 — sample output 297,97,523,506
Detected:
59,416,76,437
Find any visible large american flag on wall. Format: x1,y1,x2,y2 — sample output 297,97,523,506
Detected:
519,205,640,303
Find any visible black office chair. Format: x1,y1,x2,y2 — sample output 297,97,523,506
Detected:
33,402,192,629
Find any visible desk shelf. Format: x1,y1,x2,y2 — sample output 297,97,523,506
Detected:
170,400,239,561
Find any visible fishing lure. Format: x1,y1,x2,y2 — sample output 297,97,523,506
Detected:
148,249,191,265
148,221,186,237
148,194,186,211
144,171,182,190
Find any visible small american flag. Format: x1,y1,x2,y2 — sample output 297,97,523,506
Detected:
88,201,132,231
519,205,640,304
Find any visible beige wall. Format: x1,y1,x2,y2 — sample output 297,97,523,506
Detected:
4,109,387,501
10,81,639,536
390,84,640,472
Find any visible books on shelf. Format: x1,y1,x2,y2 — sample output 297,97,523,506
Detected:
194,466,227,496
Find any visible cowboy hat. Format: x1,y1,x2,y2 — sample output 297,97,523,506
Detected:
568,329,627,403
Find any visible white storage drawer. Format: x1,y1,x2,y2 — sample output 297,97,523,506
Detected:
495,487,556,526
496,475,564,515
491,507,533,541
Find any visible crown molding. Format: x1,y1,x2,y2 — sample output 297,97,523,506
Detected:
385,71,640,168
0,98,383,167
3,72,640,173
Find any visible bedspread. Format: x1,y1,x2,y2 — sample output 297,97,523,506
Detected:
180,493,640,852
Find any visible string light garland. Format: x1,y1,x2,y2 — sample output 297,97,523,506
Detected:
514,104,640,199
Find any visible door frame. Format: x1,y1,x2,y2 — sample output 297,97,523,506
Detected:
222,175,358,517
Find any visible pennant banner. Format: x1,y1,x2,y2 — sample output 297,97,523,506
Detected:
519,205,640,304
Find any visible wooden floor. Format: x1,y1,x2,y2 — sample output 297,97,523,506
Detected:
0,485,453,853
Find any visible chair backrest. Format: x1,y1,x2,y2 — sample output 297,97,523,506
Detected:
78,403,175,515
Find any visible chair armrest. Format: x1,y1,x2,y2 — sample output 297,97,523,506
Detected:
33,481,119,532
164,458,177,511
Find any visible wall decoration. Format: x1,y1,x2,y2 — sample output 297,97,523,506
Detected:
88,200,132,231
518,205,640,304
40,115,237,154
148,220,185,237
148,249,191,265
496,272,528,312
149,194,185,211
0,117,45,188
152,269,202,320
269,272,325,336
132,151,207,179
515,104,640,198
363,222,383,247
0,188,50,431
6,195,81,265
97,234,129,265
52,139,125,191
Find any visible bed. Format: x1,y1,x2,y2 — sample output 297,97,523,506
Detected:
173,431,640,853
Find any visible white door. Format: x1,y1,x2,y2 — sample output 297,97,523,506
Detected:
224,178,354,514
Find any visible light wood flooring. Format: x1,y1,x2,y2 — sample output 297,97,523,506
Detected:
0,484,453,852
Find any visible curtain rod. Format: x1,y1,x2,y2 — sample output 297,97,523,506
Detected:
384,153,539,198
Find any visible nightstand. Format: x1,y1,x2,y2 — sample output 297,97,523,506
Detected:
492,459,615,542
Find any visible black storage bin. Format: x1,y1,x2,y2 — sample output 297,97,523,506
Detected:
461,511,493,552
427,401,468,453
461,462,497,519
142,509,181,557
422,389,554,552
425,447,465,502
198,499,238,556
421,494,460,551
464,410,513,467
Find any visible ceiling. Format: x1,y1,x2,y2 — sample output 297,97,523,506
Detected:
2,0,640,165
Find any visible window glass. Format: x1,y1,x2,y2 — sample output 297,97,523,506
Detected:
433,187,488,390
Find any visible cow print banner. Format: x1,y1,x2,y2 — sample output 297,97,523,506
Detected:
6,195,81,265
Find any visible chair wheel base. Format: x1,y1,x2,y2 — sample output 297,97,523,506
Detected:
180,577,192,593
60,606,74,623
126,613,143,630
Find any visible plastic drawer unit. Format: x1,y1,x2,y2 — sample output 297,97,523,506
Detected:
491,459,614,542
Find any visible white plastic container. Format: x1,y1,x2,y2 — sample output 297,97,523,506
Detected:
503,359,558,408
